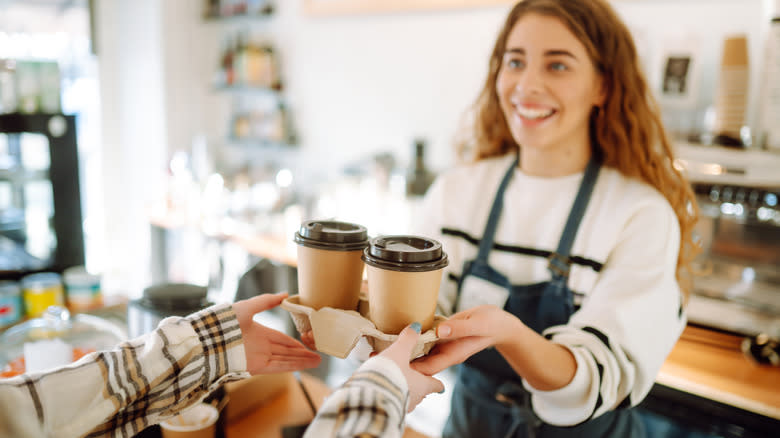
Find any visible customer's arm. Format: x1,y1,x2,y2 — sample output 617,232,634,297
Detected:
0,293,320,438
305,324,444,438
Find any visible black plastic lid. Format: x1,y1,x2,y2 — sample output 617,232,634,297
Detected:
139,283,211,312
294,220,369,251
362,235,449,272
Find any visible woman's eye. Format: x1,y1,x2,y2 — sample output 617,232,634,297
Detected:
507,58,525,69
549,62,568,72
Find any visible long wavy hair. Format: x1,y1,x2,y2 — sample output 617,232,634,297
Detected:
458,0,699,301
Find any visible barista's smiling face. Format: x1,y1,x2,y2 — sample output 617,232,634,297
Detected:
496,13,605,170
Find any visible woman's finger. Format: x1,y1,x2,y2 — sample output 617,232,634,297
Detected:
412,337,489,375
436,319,475,339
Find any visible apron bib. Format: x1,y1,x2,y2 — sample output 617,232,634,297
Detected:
442,155,640,438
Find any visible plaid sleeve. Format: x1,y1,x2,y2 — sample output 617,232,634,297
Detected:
304,356,408,438
0,303,250,438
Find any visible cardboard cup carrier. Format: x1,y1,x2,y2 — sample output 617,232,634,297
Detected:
285,224,448,359
282,294,446,359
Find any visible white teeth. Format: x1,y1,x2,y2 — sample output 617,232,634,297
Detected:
516,105,554,120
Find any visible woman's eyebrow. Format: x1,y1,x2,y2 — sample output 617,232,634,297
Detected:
505,47,579,62
544,49,579,61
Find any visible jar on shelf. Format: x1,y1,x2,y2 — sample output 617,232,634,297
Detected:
63,266,103,312
21,272,65,319
0,280,23,328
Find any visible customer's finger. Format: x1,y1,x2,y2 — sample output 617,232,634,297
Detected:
385,323,422,358
424,375,444,395
248,292,289,313
300,331,317,350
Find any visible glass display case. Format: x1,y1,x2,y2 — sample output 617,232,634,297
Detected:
0,113,84,280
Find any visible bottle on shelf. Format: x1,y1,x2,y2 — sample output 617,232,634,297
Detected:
405,138,435,197
265,45,280,90
203,0,220,18
217,30,278,90
205,0,273,18
219,35,235,86
233,31,248,86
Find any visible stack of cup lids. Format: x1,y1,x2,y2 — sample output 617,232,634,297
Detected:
713,34,749,143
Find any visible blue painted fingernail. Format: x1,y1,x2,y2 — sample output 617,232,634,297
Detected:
438,388,445,394
410,322,421,333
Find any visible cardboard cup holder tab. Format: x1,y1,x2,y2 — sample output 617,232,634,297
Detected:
281,294,443,359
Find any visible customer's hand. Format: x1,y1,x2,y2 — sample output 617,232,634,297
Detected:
300,330,316,351
233,293,322,375
378,323,445,412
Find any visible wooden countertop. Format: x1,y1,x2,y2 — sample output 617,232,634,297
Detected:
658,325,780,419
224,372,430,438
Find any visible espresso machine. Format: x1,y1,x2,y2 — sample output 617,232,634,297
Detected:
676,143,780,338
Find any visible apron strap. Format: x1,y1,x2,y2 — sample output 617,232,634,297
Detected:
475,154,520,261
547,156,602,278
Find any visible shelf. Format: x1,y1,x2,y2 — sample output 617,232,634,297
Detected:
227,137,296,148
0,168,49,183
213,85,282,96
203,6,274,22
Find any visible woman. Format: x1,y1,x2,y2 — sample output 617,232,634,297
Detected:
411,0,699,436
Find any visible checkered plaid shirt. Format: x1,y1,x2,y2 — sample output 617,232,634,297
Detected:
0,304,250,437
303,356,409,438
0,304,411,438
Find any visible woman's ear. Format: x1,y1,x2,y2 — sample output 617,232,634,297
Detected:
594,77,608,107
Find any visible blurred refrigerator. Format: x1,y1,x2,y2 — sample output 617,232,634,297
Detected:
0,113,84,280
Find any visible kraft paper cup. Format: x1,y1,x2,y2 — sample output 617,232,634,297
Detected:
294,220,369,311
159,403,219,438
363,235,448,334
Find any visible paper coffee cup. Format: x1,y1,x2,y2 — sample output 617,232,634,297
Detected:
294,220,369,310
159,403,219,438
363,235,448,334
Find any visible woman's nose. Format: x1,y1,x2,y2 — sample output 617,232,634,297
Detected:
514,67,544,95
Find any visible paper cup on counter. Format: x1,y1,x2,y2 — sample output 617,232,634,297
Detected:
159,403,219,438
294,220,369,311
363,235,448,334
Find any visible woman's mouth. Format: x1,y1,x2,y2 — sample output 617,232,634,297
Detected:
515,104,556,121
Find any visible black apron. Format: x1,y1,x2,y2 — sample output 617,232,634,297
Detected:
443,155,644,438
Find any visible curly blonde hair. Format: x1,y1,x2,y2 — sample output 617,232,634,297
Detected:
458,0,700,300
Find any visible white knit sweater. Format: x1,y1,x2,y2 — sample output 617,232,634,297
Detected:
413,153,686,426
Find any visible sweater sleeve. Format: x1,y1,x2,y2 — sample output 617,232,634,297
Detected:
0,303,250,438
523,198,687,425
413,175,458,317
305,356,409,438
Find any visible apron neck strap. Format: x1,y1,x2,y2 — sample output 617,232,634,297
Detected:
475,154,519,260
548,155,602,278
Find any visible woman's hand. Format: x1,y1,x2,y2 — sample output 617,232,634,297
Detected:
379,323,445,412
412,305,516,376
233,293,322,375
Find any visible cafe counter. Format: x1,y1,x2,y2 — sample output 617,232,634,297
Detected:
147,214,780,435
